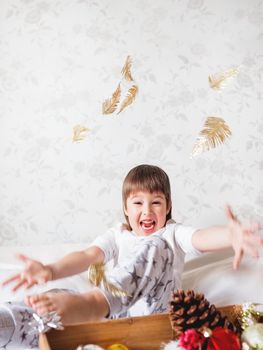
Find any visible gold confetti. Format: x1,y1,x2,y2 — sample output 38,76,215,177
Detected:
117,85,138,114
191,116,232,157
88,264,129,297
121,55,134,81
72,125,90,142
102,83,122,115
209,66,241,91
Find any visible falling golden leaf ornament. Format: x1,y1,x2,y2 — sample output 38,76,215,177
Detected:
121,55,134,81
88,263,128,297
102,56,138,115
117,85,138,114
72,125,90,142
208,66,241,91
102,83,121,114
191,116,232,157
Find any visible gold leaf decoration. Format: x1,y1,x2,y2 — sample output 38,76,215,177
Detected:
88,263,129,297
117,85,138,114
121,55,134,81
102,83,121,115
191,117,232,157
102,56,138,115
72,125,90,142
209,66,241,91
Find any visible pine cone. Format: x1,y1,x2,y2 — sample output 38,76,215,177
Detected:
169,289,236,338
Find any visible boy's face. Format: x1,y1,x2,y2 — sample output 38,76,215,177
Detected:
124,191,170,236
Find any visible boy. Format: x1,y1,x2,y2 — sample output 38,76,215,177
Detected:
2,164,262,326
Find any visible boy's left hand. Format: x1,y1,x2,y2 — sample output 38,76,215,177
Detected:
225,204,262,269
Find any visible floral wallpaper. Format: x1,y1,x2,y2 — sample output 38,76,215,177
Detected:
0,0,262,246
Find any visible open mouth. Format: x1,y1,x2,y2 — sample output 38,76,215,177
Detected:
140,220,155,233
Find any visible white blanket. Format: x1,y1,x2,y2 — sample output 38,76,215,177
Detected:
1,244,262,305
0,244,92,303
183,249,263,306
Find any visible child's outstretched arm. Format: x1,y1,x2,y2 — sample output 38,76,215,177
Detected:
1,246,104,292
192,204,262,269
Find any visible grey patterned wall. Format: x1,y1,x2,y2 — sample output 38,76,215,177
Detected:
0,0,262,246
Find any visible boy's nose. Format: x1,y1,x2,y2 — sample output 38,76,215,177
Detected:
143,204,152,215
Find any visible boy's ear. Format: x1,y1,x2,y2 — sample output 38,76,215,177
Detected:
123,206,128,216
166,201,172,214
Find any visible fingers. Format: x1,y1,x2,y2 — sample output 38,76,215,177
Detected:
246,233,263,245
12,281,27,292
1,273,31,292
12,275,42,291
1,254,33,290
243,235,263,258
1,272,27,291
3,273,37,292
25,281,36,290
233,249,243,270
224,204,237,222
244,222,261,234
1,273,21,287
2,272,47,292
15,253,32,263
233,234,263,269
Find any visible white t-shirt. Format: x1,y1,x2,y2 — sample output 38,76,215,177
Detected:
91,219,201,317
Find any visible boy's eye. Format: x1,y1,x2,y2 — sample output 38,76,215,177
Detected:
153,201,161,205
134,201,142,205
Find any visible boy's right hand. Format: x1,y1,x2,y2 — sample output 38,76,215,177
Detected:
1,254,53,292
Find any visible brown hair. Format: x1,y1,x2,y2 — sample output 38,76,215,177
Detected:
122,164,172,229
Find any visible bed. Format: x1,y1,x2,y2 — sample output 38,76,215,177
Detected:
0,244,262,349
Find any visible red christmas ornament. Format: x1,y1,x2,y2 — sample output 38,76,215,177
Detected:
206,327,241,350
179,329,205,350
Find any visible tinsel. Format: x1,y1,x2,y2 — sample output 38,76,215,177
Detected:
28,312,64,334
242,324,263,350
88,263,129,297
238,303,263,350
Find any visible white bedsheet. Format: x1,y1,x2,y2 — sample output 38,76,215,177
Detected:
1,244,262,305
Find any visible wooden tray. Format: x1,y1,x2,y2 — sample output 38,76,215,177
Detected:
39,306,236,350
